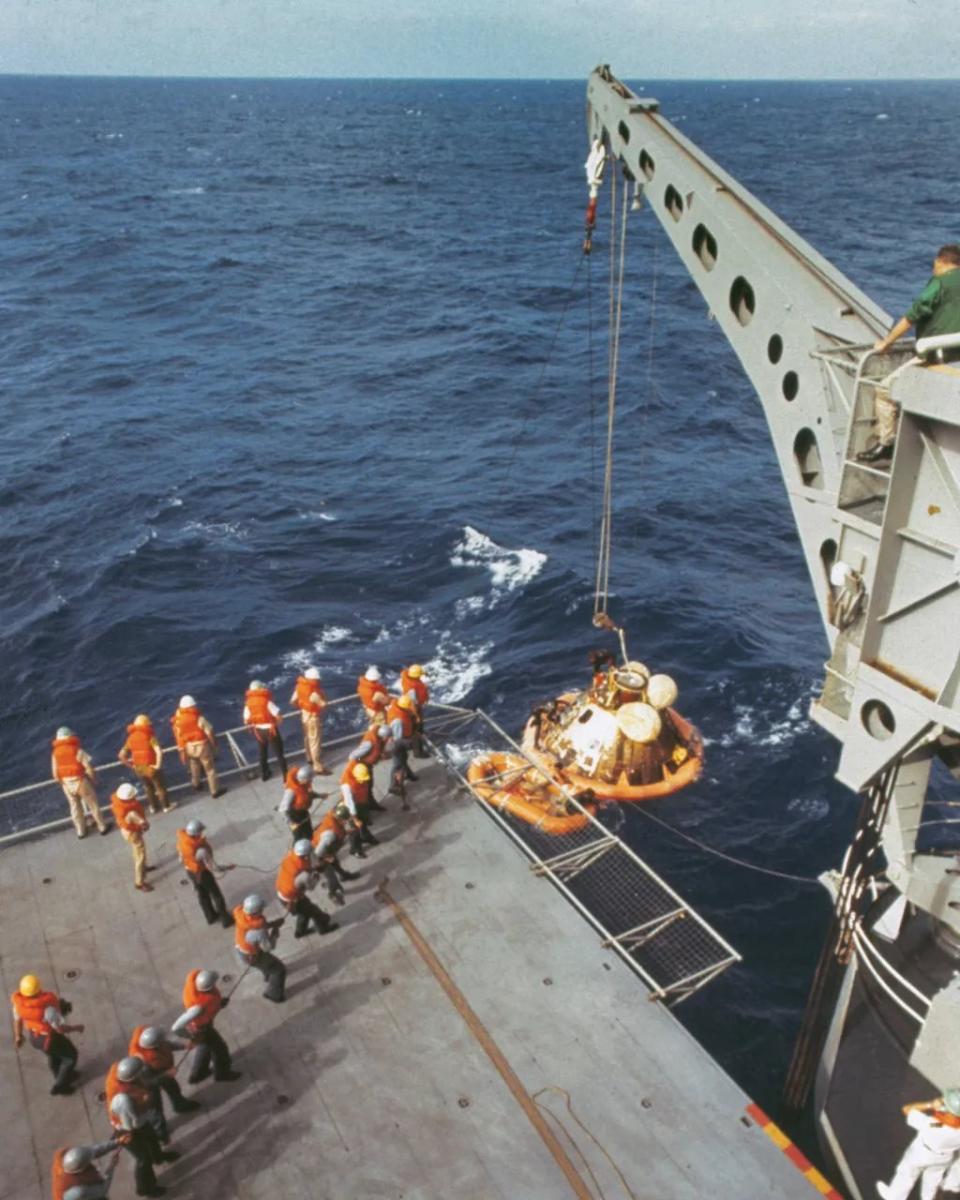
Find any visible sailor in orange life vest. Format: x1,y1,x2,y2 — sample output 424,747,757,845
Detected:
105,1055,180,1198
340,760,380,854
278,763,321,844
119,714,176,815
290,665,328,773
312,802,361,904
171,969,242,1085
11,973,84,1095
176,818,234,927
275,838,340,938
387,694,419,803
129,1024,201,1143
50,725,108,837
170,695,222,797
111,782,154,891
346,722,391,813
357,665,390,719
399,663,430,758
50,1142,119,1200
243,679,288,781
233,894,287,1003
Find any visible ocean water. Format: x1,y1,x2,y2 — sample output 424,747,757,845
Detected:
3,74,960,1133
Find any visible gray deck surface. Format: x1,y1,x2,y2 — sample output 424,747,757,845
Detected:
0,746,821,1200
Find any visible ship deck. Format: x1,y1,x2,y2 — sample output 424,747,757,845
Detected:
1,742,827,1200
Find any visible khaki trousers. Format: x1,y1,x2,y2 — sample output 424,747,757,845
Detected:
301,712,325,771
60,776,106,836
185,740,219,794
875,385,898,446
134,764,169,812
122,829,147,886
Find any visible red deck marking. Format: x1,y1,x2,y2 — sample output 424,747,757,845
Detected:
744,1102,844,1199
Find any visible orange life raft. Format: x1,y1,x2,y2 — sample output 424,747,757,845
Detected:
466,752,596,835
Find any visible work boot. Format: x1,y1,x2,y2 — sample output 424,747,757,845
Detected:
221,914,235,929
264,991,286,1003
136,882,154,893
856,442,893,464
338,868,360,881
212,788,227,798
50,1082,75,1096
405,769,418,781
319,918,340,935
140,1188,167,1198
369,798,387,812
262,768,272,782
331,890,345,907
174,1099,202,1113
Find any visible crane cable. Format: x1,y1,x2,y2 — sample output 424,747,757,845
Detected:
593,168,629,619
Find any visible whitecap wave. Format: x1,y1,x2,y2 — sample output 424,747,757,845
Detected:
169,186,206,195
183,519,248,542
298,509,336,522
440,741,494,768
421,633,493,704
280,626,352,672
712,696,807,750
450,525,546,603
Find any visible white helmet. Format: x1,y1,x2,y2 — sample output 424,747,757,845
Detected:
185,819,204,837
138,1026,164,1049
364,666,381,681
56,726,74,740
243,894,265,915
294,839,313,858
195,970,219,993
117,1056,145,1082
646,674,678,710
296,765,314,783
304,667,320,681
62,1147,95,1173
179,694,197,709
116,783,137,800
250,679,265,691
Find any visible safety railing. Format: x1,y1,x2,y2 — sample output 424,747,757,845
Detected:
0,694,367,846
423,705,741,1006
850,920,932,1026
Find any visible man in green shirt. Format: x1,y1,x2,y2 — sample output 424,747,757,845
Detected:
858,244,960,464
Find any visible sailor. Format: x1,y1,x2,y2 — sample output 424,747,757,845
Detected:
111,783,153,892
243,680,287,781
105,1055,179,1198
386,693,418,804
50,1142,119,1200
587,648,616,691
176,818,234,927
340,761,379,854
399,663,430,757
290,666,328,773
312,803,361,903
128,1025,201,1142
11,974,84,1095
860,244,960,465
356,666,389,719
876,1088,960,1200
50,726,108,838
170,969,241,1086
170,695,222,797
275,839,339,938
233,894,287,1003
347,722,391,812
278,763,321,844
119,715,175,815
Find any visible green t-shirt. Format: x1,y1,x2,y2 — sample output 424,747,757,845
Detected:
905,267,960,340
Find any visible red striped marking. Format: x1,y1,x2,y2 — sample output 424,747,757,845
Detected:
745,1102,844,1199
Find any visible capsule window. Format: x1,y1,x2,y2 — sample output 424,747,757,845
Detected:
782,371,799,401
768,334,783,364
692,224,717,270
664,185,684,222
820,538,838,582
794,428,823,489
618,121,631,145
639,150,655,181
729,276,755,326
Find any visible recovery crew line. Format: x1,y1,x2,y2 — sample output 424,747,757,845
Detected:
13,662,431,1200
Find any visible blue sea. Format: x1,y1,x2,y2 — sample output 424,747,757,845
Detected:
3,74,960,1134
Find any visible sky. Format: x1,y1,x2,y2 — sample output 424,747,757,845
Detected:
2,0,960,79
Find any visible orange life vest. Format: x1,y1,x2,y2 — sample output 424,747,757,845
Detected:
51,736,85,781
340,762,371,806
111,790,146,832
104,1061,152,1129
276,850,311,902
387,700,415,740
176,828,211,875
11,989,60,1037
352,731,383,767
122,724,157,768
400,671,429,707
51,1149,103,1200
171,706,208,748
245,687,277,728
357,675,388,710
284,766,312,813
313,809,346,851
233,906,267,958
182,970,222,1033
128,1024,174,1074
294,676,326,715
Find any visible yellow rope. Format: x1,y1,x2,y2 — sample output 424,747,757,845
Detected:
532,1085,641,1200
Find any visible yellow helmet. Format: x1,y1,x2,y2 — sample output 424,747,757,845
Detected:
134,714,151,727
408,664,423,679
398,695,415,710
352,762,371,782
19,974,40,997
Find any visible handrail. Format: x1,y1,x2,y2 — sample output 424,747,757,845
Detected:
851,923,931,1025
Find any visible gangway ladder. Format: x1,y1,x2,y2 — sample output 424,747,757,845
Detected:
836,348,907,532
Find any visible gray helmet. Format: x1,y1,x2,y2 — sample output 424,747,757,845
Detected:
293,839,313,858
62,1146,94,1173
185,819,204,837
116,1055,144,1082
138,1026,163,1050
243,894,265,915
195,970,219,993
296,765,314,783
944,1088,960,1116
249,679,265,691
56,726,74,740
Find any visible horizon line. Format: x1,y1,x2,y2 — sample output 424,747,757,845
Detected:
1,71,958,84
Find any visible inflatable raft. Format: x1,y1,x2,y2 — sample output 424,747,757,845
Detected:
466,752,596,835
